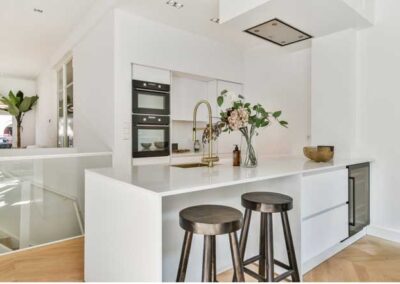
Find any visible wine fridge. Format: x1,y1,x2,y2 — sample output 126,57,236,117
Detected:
347,163,370,237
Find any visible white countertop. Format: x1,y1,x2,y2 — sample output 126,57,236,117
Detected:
88,156,372,197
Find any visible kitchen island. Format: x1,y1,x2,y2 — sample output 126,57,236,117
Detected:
85,156,372,282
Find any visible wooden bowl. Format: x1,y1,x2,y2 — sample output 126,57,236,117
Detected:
303,146,334,163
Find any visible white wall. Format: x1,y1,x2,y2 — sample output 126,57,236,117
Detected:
356,0,400,236
113,9,244,169
73,11,115,152
244,45,311,156
311,29,357,157
0,76,37,147
35,69,58,147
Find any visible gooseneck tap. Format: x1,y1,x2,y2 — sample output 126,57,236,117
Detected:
193,100,219,167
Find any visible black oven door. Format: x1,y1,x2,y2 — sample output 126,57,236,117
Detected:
132,123,170,158
132,82,170,115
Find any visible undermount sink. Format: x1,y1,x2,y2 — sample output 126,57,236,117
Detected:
171,162,210,168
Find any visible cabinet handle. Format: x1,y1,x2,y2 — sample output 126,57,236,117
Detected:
349,177,356,226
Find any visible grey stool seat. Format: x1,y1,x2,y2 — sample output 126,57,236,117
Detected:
176,205,245,282
179,204,243,235
241,192,293,213
237,192,300,282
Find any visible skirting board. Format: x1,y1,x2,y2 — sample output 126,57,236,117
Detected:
367,225,400,243
302,228,367,274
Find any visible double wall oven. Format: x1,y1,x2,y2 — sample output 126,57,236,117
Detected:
132,80,170,158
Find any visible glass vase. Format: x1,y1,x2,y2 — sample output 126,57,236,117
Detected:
240,126,257,168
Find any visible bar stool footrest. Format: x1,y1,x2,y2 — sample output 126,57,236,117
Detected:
242,255,295,282
243,267,266,282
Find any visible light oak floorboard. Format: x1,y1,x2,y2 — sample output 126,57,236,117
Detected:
304,236,400,282
0,237,84,282
218,236,400,282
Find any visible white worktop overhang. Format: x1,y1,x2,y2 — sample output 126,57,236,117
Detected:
88,156,373,197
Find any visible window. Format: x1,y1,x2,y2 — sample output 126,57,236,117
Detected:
57,58,74,147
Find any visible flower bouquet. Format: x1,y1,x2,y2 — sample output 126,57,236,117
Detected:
217,90,288,167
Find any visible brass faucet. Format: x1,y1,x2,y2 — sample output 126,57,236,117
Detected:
193,100,219,167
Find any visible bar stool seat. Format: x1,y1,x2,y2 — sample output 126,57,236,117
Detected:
177,205,245,282
179,205,243,235
241,192,293,213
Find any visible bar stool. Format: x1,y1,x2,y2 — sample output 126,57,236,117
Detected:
237,192,300,282
176,205,245,282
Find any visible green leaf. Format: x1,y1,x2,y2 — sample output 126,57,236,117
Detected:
1,98,20,116
273,111,282,118
238,94,244,99
16,91,24,103
279,120,289,128
19,97,32,112
217,95,224,107
220,89,228,95
244,103,250,108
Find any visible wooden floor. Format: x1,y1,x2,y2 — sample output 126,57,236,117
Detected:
304,236,400,282
0,237,84,282
218,236,400,282
0,235,399,282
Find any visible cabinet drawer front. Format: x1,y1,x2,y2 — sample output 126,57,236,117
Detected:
302,204,348,263
302,169,348,218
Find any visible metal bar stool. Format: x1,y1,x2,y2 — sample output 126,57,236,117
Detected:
237,192,300,282
176,205,245,282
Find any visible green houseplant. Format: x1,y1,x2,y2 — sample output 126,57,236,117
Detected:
0,91,38,148
217,90,288,167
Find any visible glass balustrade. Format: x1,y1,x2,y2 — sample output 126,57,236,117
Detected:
0,152,112,254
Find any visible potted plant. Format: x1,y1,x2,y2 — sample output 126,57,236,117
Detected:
0,91,38,148
217,90,288,167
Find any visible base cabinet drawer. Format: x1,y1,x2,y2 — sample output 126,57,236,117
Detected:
302,204,349,263
302,169,348,218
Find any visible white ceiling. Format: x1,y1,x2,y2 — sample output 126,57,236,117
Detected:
116,0,263,50
0,0,97,79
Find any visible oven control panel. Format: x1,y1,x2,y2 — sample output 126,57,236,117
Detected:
133,114,169,125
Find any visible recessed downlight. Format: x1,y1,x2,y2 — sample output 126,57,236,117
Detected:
210,18,220,24
166,0,183,9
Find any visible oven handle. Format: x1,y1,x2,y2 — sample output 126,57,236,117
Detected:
135,124,170,128
134,88,170,94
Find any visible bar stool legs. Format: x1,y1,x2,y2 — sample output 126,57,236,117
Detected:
202,236,212,282
177,231,244,282
229,232,245,282
211,236,217,282
266,213,274,282
237,211,300,282
281,212,300,282
176,231,193,282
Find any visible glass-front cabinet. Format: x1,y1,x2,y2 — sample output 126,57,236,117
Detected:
57,58,74,148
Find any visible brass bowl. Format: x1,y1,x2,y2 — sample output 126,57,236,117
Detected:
303,146,334,163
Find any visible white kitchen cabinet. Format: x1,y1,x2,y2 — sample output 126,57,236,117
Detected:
216,80,243,154
301,169,349,266
132,64,171,84
216,80,244,112
302,169,348,218
302,204,348,263
171,76,211,122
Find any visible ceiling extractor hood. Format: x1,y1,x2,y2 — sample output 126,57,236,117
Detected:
244,18,312,47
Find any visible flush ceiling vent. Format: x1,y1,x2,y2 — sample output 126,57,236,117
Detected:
244,18,312,47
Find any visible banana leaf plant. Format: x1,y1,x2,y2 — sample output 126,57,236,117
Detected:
0,91,38,148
